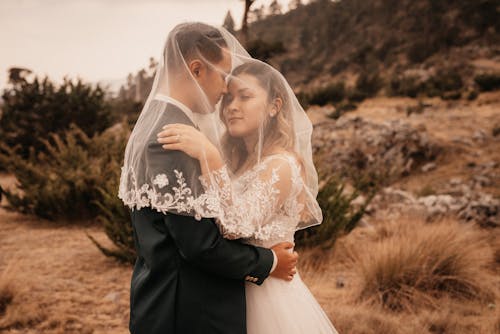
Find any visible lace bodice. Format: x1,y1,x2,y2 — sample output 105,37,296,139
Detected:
200,153,305,248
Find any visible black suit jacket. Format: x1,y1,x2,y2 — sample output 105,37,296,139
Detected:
129,101,274,334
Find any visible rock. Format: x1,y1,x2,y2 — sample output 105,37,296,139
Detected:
367,178,499,228
472,129,487,141
103,291,121,303
472,175,491,187
313,117,441,185
421,162,437,172
336,276,345,289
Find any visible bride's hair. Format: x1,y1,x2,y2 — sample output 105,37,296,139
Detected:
220,61,296,172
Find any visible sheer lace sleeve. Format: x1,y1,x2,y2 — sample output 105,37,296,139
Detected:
198,155,301,241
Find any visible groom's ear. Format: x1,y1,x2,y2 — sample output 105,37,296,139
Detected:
188,60,204,80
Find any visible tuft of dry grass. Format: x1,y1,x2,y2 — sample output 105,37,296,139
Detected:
354,218,496,312
0,262,47,331
298,214,499,334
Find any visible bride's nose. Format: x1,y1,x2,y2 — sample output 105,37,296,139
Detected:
226,99,238,113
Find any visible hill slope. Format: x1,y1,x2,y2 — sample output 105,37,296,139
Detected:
246,0,500,91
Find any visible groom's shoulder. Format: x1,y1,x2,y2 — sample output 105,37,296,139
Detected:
157,102,194,127
145,102,193,142
144,102,197,165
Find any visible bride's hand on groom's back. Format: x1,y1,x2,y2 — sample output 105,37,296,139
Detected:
157,123,217,161
270,242,298,281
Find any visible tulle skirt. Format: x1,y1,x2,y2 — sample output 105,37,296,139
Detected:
245,272,338,334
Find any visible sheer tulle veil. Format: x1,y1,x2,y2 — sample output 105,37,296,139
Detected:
118,22,322,231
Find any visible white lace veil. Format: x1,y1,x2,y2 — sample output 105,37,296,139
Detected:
118,22,245,217
206,59,323,232
119,22,322,232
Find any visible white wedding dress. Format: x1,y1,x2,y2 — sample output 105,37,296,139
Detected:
202,153,338,334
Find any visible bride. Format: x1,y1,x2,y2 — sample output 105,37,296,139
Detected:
157,59,338,333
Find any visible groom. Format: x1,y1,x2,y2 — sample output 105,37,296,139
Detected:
126,23,298,334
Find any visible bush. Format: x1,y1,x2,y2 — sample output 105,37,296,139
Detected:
389,74,423,98
295,176,374,249
474,73,500,92
0,265,46,330
295,91,311,110
246,39,286,62
0,124,129,221
351,71,382,101
308,82,345,106
426,69,463,98
356,219,495,312
0,76,113,159
407,37,440,64
88,175,136,264
108,97,142,127
467,89,479,101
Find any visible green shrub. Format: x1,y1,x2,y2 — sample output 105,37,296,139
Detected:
0,76,113,159
352,72,382,101
467,89,479,101
295,176,374,249
407,39,439,63
327,101,358,120
309,82,346,106
426,69,463,98
474,73,500,92
295,91,311,110
389,74,423,98
405,100,426,116
88,174,136,264
0,124,128,221
246,39,286,62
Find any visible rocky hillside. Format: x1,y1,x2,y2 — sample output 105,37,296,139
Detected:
246,0,500,91
308,90,500,229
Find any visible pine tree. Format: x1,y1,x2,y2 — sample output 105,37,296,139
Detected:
249,5,265,23
289,0,303,11
268,0,283,16
223,10,236,34
0,72,113,159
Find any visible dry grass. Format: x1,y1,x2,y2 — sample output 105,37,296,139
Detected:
0,208,130,334
356,218,495,311
0,262,47,331
299,215,499,334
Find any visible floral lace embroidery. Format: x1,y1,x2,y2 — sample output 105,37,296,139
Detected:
199,154,305,241
119,154,306,240
119,167,209,220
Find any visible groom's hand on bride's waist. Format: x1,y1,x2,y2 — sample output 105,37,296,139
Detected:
270,242,298,281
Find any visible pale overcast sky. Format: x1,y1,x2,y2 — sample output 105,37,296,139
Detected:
0,0,292,91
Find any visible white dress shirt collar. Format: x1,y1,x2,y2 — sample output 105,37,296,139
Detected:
154,93,197,126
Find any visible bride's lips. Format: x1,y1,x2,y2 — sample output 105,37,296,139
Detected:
227,117,243,124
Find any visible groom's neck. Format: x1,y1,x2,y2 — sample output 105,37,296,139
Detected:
169,90,196,113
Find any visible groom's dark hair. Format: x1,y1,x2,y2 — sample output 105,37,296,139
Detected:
166,22,228,73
